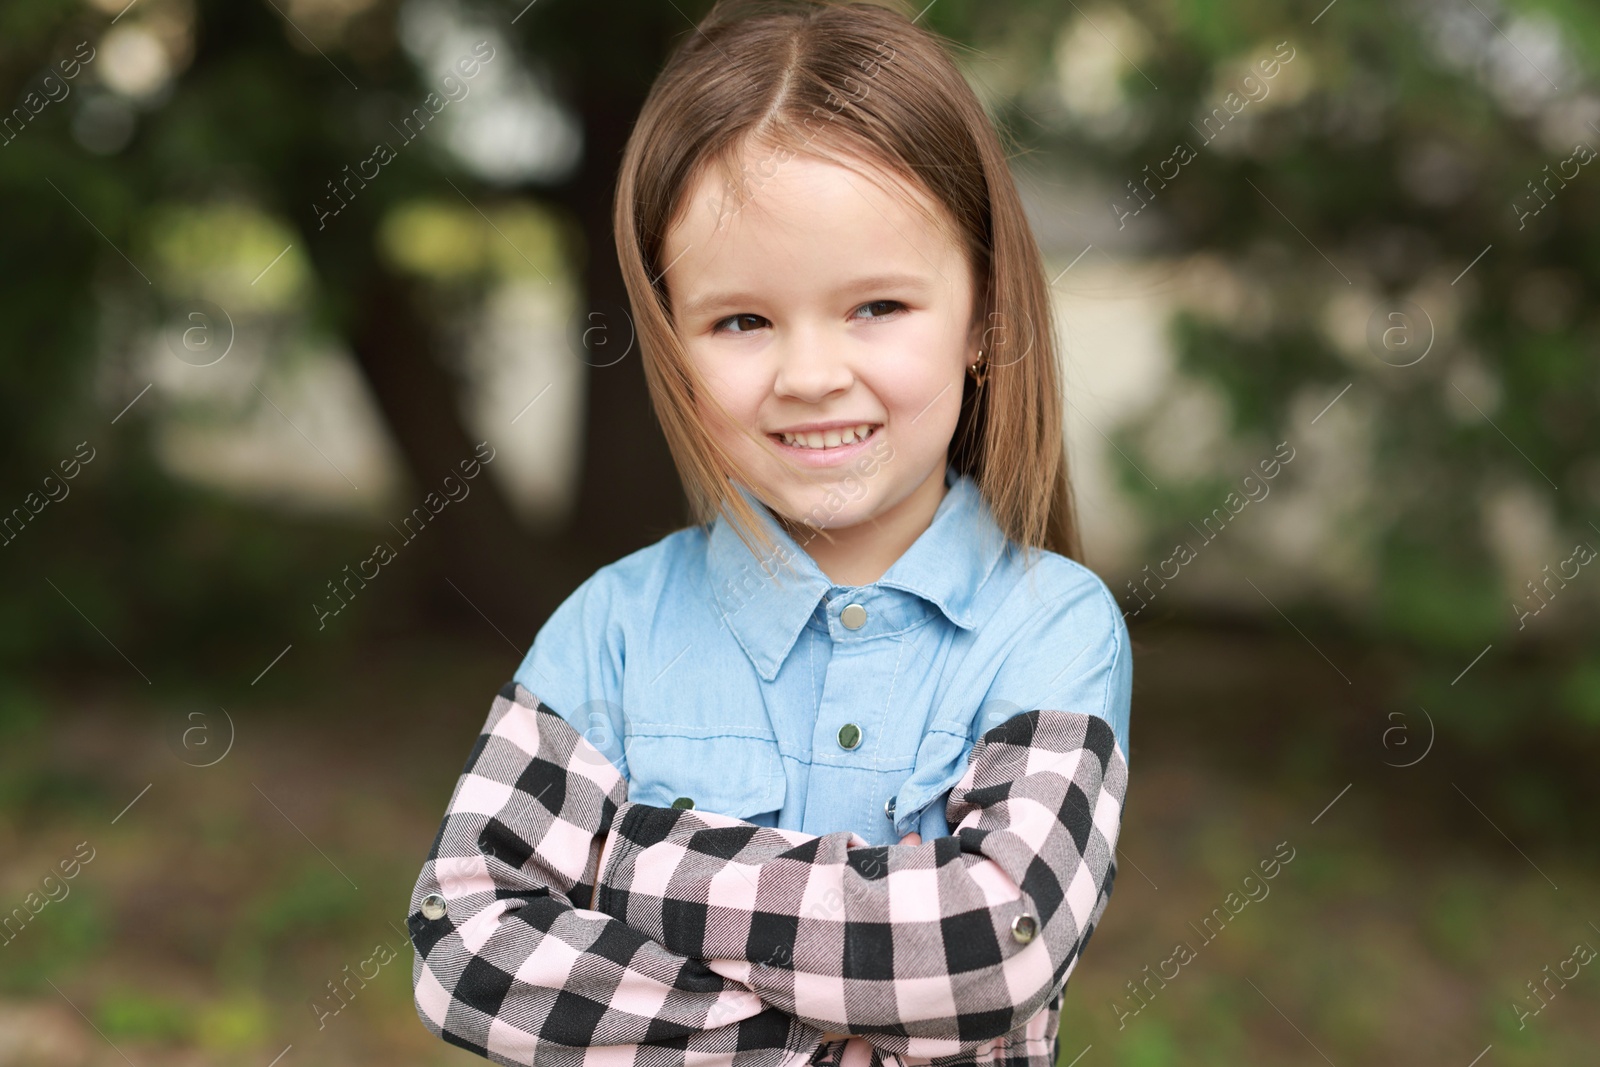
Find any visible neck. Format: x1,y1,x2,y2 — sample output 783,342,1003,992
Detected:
777,463,949,586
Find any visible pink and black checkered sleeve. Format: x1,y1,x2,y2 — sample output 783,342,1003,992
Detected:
591,710,1128,1061
407,682,825,1067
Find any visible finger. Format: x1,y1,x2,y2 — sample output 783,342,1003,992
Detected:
898,831,921,845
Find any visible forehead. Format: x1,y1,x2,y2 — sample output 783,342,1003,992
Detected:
662,149,967,313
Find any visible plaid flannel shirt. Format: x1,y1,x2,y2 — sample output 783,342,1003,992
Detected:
408,682,1128,1067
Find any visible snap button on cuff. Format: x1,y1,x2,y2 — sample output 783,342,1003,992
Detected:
840,603,867,630
1010,914,1038,944
421,893,448,920
837,723,862,750
884,796,896,820
671,796,695,810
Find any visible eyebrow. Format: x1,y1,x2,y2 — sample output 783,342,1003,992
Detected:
678,272,936,319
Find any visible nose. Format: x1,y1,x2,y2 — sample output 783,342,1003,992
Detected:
772,330,853,402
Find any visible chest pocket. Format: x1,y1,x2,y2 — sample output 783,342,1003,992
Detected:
622,729,786,820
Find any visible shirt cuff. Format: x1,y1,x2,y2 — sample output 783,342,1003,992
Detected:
592,801,639,913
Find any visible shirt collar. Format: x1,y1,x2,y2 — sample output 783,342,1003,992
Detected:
705,464,1009,681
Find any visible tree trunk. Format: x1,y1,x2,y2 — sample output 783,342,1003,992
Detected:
557,87,690,568
344,257,577,630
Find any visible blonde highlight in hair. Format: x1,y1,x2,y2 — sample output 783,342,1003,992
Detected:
612,0,1082,572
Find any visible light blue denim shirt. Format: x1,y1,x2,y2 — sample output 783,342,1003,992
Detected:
512,463,1132,847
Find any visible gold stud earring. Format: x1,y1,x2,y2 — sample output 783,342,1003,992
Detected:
967,349,988,389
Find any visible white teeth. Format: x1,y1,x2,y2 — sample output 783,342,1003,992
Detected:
778,423,876,449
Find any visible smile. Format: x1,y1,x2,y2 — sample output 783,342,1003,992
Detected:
769,424,879,450
767,423,883,467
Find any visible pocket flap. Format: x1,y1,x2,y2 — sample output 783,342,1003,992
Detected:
623,731,786,820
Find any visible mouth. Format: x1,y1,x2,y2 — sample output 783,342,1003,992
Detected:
766,423,882,466
768,423,881,451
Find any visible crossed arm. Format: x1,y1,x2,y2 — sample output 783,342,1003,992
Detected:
407,682,818,1067
408,681,1128,1067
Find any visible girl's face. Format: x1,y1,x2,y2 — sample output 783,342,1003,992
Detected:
662,148,982,534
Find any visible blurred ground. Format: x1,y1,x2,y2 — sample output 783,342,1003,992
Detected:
1,625,1596,1067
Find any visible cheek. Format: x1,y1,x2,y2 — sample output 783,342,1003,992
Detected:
688,356,767,436
875,325,966,409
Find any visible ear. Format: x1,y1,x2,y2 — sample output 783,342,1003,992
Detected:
965,275,991,354
966,308,992,363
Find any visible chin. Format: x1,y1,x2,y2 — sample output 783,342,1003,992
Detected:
771,488,876,533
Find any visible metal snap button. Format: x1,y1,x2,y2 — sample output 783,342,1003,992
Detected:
1011,914,1038,944
840,603,867,630
837,723,862,750
671,796,695,810
421,893,448,920
884,796,896,820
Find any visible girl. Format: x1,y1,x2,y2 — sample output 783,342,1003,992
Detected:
407,3,1132,1066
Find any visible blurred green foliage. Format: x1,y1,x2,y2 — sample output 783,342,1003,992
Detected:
96,988,193,1041
1004,0,1600,739
1,0,1596,753
0,878,108,996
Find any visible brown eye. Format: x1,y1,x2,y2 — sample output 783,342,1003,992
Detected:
714,313,768,335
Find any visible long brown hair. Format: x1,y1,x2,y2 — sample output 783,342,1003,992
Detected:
611,0,1082,575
